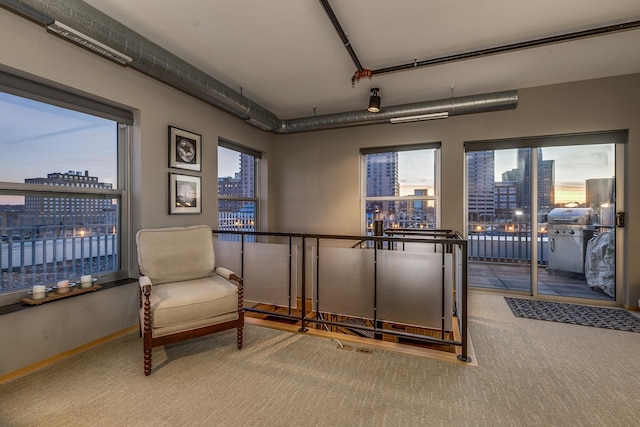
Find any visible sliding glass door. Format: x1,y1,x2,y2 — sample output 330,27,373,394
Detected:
465,131,624,303
537,144,615,300
467,148,533,294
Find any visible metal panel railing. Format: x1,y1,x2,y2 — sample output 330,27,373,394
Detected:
213,229,471,363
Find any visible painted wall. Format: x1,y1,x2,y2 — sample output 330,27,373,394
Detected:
272,74,640,308
0,284,139,376
0,8,275,376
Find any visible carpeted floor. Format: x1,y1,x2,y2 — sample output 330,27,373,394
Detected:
1,292,640,426
504,297,640,332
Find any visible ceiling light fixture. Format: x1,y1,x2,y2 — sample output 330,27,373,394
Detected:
368,88,381,113
390,112,449,124
47,20,133,65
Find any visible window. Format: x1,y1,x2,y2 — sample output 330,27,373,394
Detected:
0,71,132,304
217,139,260,232
361,144,440,234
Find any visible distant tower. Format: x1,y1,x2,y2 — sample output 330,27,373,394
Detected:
240,153,254,198
467,151,495,221
366,152,399,197
504,148,554,217
366,152,399,219
495,181,517,221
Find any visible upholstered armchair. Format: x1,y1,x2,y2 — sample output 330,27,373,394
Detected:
135,225,243,375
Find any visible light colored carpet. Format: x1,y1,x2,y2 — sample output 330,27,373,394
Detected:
1,291,639,426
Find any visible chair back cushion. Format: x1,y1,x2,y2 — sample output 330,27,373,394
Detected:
136,225,215,285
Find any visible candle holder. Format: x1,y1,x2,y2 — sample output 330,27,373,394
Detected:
22,282,101,305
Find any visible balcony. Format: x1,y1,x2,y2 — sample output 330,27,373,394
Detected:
466,222,615,301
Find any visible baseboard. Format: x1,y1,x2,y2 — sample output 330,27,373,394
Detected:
0,325,138,384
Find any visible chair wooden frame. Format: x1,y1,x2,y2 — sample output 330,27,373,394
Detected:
139,276,244,375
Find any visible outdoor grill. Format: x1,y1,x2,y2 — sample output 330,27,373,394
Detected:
547,207,594,275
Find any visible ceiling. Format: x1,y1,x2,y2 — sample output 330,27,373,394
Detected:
80,0,640,120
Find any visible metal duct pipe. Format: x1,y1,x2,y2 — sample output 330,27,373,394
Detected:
0,0,518,134
0,0,280,130
277,90,518,133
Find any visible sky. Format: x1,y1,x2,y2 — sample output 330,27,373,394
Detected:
218,146,242,178
0,92,116,204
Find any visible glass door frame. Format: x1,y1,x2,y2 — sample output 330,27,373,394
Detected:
464,130,626,306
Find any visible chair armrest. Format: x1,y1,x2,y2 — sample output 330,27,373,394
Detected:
138,275,153,333
139,275,152,290
215,267,238,280
215,267,243,311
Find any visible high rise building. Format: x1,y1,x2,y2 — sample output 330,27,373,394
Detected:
366,152,399,197
495,181,517,220
501,149,554,218
366,152,399,219
467,151,495,221
240,153,254,199
537,156,555,213
218,174,241,212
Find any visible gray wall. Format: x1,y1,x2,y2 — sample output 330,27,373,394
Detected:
1,6,639,376
272,74,640,308
0,7,275,376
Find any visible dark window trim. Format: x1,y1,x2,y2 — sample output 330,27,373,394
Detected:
464,130,628,152
0,67,133,125
361,142,441,155
219,137,263,159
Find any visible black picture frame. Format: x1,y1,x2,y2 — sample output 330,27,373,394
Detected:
169,126,201,171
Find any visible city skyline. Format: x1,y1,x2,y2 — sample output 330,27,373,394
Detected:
494,145,614,204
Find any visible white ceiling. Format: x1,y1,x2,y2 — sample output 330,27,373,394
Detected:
82,0,640,119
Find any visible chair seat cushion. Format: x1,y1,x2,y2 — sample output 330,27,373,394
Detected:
150,275,238,329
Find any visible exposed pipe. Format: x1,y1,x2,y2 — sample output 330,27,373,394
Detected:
318,0,364,73
0,0,518,134
368,20,640,78
0,0,281,130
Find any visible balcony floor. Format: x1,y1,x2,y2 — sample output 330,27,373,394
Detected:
469,261,614,301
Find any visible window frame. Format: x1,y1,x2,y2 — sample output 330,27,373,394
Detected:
360,143,441,234
217,138,261,231
0,70,132,306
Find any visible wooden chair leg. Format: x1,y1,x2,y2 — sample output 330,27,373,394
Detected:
144,348,152,376
237,326,243,349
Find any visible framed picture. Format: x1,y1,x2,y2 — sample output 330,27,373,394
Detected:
169,126,201,171
169,173,201,214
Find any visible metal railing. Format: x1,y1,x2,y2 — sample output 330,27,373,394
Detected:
213,229,471,363
467,232,548,264
1,223,118,292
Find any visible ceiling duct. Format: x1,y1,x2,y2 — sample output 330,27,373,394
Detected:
0,0,518,133
277,90,518,133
